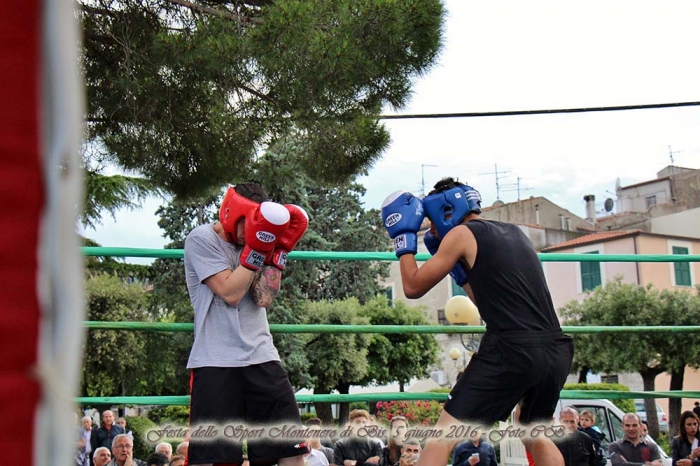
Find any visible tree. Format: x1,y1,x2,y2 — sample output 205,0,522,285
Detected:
78,0,445,198
358,297,440,392
656,287,700,436
82,274,150,399
560,280,700,438
250,145,392,388
299,298,373,424
82,165,162,229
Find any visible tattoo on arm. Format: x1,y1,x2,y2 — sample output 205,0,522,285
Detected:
251,267,282,307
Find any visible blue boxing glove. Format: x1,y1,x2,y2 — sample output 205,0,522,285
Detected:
423,229,470,286
381,191,425,257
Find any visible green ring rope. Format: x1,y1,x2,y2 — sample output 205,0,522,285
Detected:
83,322,700,334
78,247,700,406
76,390,700,406
81,247,700,262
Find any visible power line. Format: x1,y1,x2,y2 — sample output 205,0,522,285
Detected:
378,100,700,120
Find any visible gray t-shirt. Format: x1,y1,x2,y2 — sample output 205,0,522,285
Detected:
184,224,280,368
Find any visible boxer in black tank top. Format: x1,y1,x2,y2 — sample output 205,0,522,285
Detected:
391,177,573,466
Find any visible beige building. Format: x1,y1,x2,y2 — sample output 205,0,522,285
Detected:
599,165,700,232
542,230,700,414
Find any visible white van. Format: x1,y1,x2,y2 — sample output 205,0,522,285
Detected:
498,399,670,466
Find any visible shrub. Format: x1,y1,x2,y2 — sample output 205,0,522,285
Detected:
147,406,190,425
125,415,157,460
563,382,635,413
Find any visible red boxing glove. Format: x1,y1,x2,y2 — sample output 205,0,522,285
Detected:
268,204,309,270
240,202,290,271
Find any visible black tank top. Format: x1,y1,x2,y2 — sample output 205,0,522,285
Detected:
465,219,560,332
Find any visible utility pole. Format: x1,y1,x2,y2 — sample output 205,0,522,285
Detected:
479,164,510,200
421,164,437,196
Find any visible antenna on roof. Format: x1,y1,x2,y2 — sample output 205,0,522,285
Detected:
479,164,510,200
604,198,614,212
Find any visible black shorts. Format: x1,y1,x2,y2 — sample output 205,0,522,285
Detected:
444,330,573,425
187,362,308,465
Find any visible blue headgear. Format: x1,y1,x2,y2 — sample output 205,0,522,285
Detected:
423,184,482,238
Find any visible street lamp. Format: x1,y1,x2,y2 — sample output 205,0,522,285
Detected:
445,296,482,353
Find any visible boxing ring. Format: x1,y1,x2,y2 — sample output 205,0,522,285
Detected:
4,4,699,464
78,248,700,407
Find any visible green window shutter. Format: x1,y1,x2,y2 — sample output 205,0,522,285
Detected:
385,286,394,304
581,251,602,292
672,246,691,286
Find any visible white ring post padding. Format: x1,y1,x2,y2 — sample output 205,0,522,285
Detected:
35,1,86,465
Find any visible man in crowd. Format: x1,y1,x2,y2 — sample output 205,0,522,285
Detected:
92,410,125,451
333,409,382,466
92,447,111,466
396,440,422,466
175,442,188,458
78,416,94,466
452,429,497,466
109,433,146,466
555,407,597,466
116,418,133,440
608,413,662,466
154,443,172,459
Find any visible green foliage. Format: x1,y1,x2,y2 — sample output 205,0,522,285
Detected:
560,280,700,377
563,383,635,413
657,432,670,455
81,275,151,397
350,402,371,412
358,297,440,388
254,146,392,308
560,280,700,437
300,412,320,423
79,0,445,198
83,237,153,281
82,169,162,229
374,400,444,426
125,415,157,460
147,406,190,425
300,298,373,391
249,147,393,388
300,298,373,422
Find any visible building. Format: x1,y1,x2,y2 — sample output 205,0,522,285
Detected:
542,229,700,413
598,165,700,232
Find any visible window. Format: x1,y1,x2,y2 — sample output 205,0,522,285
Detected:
601,374,619,384
437,308,448,325
451,279,467,297
673,246,691,286
384,285,394,305
645,195,657,209
581,252,602,292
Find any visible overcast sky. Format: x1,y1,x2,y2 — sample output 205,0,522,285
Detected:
83,0,700,260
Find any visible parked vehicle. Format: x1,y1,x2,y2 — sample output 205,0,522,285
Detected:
635,400,669,433
498,398,669,466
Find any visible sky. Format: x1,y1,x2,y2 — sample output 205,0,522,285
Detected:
83,0,700,261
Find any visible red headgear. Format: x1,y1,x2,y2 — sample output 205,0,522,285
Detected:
219,186,260,245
